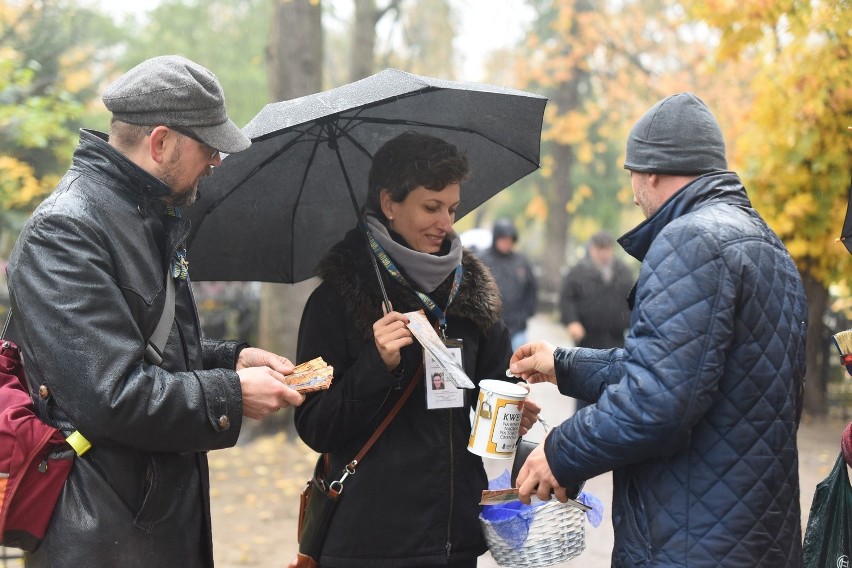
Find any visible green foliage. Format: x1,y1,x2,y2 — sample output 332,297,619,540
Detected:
119,0,271,127
0,0,121,214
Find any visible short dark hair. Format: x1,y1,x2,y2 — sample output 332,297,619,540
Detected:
366,131,469,219
108,119,153,152
589,231,615,249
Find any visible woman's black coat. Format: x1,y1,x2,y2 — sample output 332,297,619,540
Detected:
295,228,512,568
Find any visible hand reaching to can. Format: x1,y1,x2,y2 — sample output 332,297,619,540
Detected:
508,341,558,385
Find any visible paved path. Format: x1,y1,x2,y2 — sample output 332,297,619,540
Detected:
478,313,847,567
201,312,846,568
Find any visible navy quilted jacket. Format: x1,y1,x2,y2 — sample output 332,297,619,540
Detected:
545,172,807,567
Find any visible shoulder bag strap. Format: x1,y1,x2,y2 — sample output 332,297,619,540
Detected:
145,274,176,365
1,310,11,339
327,363,424,496
354,362,423,463
2,274,174,365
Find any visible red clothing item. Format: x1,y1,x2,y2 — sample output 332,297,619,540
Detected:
842,421,852,467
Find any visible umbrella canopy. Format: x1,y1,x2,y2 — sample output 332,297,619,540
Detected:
184,68,547,283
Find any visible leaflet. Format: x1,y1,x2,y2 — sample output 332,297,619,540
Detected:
405,310,475,389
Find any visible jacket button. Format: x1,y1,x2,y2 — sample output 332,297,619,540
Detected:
218,415,230,430
38,385,49,399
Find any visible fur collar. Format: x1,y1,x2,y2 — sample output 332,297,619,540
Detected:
317,228,503,339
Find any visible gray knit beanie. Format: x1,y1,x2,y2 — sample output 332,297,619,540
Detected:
624,93,727,175
102,55,250,154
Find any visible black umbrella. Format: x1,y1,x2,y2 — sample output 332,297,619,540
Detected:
185,68,547,291
840,172,852,255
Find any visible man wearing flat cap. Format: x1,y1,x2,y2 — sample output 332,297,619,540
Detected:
511,93,807,566
7,55,303,567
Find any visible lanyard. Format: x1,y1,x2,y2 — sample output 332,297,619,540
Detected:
366,227,463,337
167,206,189,280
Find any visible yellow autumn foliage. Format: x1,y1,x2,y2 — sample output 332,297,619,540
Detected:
684,0,852,287
0,157,59,209
525,194,549,222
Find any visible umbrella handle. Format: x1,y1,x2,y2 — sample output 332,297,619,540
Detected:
368,247,393,314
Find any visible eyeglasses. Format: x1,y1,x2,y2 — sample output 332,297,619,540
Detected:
169,126,219,161
146,126,219,161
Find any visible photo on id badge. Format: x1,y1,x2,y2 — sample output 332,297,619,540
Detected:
425,338,464,409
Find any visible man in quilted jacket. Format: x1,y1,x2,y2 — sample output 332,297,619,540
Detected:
509,93,807,567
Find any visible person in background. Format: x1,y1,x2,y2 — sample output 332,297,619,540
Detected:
294,131,540,568
510,92,807,567
558,230,634,411
6,56,304,568
479,217,538,351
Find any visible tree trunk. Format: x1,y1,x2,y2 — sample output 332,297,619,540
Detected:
268,0,323,102
540,142,574,312
248,0,323,442
262,0,323,360
802,271,828,418
350,0,376,81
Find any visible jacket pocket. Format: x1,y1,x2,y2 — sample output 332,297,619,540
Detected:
615,475,652,565
133,456,160,532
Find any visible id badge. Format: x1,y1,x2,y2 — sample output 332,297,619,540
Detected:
425,338,465,410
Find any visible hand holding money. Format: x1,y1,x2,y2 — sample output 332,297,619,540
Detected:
284,357,334,393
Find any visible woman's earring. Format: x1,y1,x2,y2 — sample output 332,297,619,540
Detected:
388,216,394,221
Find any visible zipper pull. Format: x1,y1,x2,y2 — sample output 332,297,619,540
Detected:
445,541,452,558
38,459,48,473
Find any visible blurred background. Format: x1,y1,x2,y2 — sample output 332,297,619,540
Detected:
1,0,850,438
1,1,850,565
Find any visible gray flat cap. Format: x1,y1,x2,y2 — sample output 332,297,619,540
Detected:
102,55,250,154
624,93,727,175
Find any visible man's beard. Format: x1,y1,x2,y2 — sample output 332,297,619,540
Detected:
633,175,657,219
167,171,209,207
159,146,212,207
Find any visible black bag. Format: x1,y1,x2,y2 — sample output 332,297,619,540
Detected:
802,452,852,567
289,456,338,568
287,365,423,568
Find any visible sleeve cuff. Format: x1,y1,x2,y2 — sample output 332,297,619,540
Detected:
553,347,577,394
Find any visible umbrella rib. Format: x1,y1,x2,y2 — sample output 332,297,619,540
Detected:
326,123,392,312
203,128,325,215
287,130,327,282
341,116,540,168
190,128,329,260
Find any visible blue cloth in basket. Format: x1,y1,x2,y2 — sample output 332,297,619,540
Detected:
482,470,604,550
481,471,547,549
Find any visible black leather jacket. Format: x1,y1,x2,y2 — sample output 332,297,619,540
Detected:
7,130,245,567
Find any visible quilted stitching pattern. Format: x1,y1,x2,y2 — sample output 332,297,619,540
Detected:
547,173,807,567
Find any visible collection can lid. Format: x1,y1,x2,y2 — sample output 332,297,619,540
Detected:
478,379,528,398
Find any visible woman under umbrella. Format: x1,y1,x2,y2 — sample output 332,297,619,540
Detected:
294,131,540,567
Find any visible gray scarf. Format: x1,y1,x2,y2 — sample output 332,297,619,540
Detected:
365,213,463,293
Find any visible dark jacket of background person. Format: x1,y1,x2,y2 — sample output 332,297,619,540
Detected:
6,131,245,568
558,251,633,350
295,228,510,567
478,221,537,339
545,172,807,566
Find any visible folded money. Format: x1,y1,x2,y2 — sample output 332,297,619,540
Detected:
285,357,334,393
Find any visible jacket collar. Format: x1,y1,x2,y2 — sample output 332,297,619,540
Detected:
618,171,750,262
74,129,172,205
317,228,503,339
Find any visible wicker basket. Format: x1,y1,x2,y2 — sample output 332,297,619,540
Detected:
480,501,586,567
